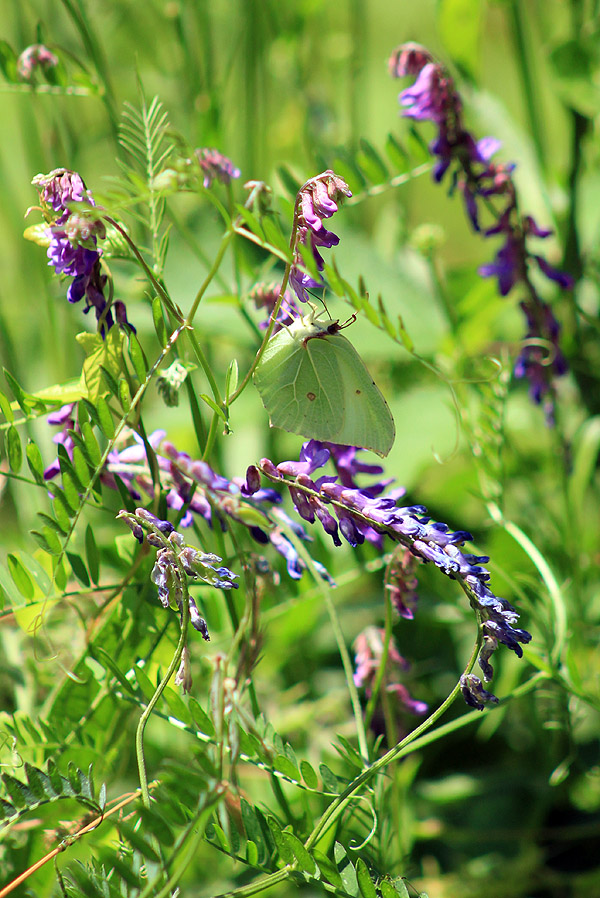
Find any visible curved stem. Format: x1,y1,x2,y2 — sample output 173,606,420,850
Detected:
228,259,293,404
304,637,480,851
186,227,236,326
134,521,191,806
228,192,302,404
297,543,369,763
103,217,183,323
487,502,566,664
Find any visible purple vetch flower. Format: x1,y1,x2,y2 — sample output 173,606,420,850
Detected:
460,674,499,711
289,171,351,303
30,169,134,336
17,44,59,81
195,148,241,188
119,508,239,642
400,62,458,124
47,422,327,584
250,283,300,332
353,626,427,717
175,645,193,694
389,42,572,421
32,169,93,225
256,439,531,705
43,403,77,481
513,295,568,422
388,42,434,78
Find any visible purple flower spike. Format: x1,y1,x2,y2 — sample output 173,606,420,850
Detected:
390,42,572,422
31,169,134,336
289,171,351,303
257,439,531,704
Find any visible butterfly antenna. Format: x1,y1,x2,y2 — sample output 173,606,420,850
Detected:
338,313,357,330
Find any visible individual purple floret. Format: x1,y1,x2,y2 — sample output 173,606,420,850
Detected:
289,171,351,303
256,439,531,704
17,43,59,81
460,674,499,711
195,148,241,188
354,626,428,717
43,403,77,480
389,42,572,421
250,282,300,333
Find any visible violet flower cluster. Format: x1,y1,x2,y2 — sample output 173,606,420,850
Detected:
119,507,238,645
289,171,352,303
389,43,573,422
247,439,531,706
44,409,328,583
353,626,428,717
31,169,133,336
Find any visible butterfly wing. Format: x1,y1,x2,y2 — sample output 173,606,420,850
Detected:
307,334,395,456
253,325,345,437
254,315,395,457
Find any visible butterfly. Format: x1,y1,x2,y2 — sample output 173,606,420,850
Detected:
253,308,395,457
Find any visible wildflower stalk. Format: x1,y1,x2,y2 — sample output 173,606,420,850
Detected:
103,216,183,323
134,520,192,807
186,226,236,325
486,501,567,664
230,169,348,403
291,531,370,763
364,562,395,732
304,636,481,852
228,212,299,404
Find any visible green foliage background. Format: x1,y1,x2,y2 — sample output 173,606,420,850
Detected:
1,1,600,896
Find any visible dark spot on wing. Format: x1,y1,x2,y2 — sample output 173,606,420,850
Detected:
355,389,361,395
307,391,316,401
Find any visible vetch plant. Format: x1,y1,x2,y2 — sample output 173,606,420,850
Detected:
0,17,595,898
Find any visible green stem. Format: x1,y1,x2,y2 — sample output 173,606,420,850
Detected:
509,1,546,175
185,227,236,325
185,328,224,412
135,609,188,805
364,567,394,732
202,411,221,462
487,502,566,664
228,187,303,404
228,259,292,404
291,537,369,763
103,217,183,323
133,519,191,807
304,638,481,851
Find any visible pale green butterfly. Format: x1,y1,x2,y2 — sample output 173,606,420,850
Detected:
253,307,395,457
